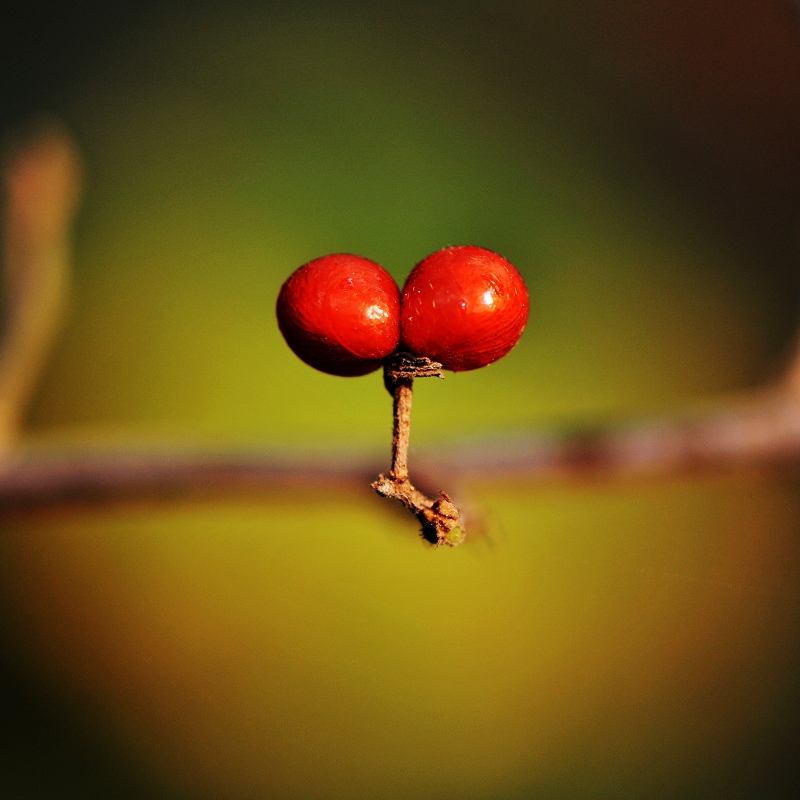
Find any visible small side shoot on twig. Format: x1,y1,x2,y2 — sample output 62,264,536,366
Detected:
0,122,81,451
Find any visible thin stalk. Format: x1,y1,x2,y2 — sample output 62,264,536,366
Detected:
390,377,413,482
371,352,465,547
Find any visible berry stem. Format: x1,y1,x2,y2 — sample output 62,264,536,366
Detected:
371,352,466,547
390,377,412,482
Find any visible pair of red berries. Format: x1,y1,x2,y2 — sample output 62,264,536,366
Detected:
276,245,529,376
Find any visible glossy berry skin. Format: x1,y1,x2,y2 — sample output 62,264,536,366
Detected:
400,245,529,371
277,254,401,376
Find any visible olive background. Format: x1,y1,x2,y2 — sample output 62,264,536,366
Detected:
1,1,800,798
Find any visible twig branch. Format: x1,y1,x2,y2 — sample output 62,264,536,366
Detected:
0,123,82,450
370,353,465,547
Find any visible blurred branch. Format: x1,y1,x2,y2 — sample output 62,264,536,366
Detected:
422,382,800,482
0,123,81,450
0,445,376,509
2,380,800,510
1,124,800,511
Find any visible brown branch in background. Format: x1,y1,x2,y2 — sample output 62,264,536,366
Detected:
0,444,378,510
422,384,800,481
0,123,82,450
3,379,800,511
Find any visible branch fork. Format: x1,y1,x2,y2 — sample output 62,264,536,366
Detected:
371,352,466,547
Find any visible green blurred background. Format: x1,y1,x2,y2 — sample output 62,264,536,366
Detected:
2,1,800,797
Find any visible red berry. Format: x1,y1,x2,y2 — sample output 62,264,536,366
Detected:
400,245,529,371
277,254,401,376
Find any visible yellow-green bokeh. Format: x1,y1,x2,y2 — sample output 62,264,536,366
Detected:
1,3,798,799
